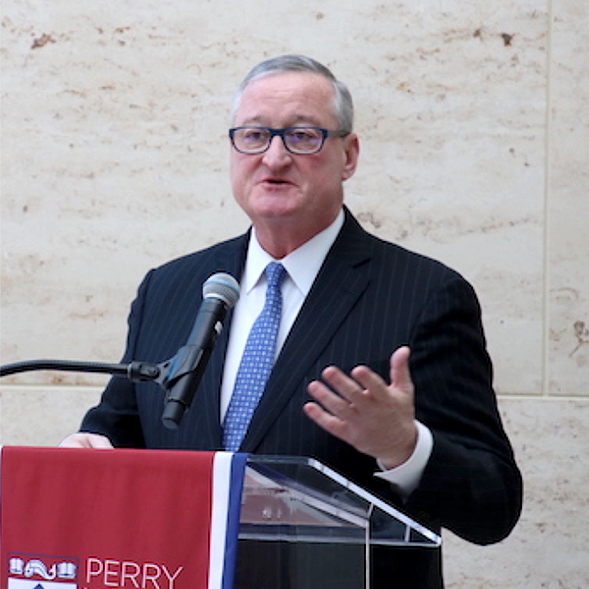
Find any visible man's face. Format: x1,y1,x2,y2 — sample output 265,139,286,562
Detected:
230,71,359,244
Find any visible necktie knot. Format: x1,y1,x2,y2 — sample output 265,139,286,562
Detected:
266,261,286,290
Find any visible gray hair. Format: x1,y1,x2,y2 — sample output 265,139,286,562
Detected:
232,55,354,133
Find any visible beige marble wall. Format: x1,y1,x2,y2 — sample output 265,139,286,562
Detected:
1,0,588,586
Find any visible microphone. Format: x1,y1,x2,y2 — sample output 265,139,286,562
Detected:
161,273,240,429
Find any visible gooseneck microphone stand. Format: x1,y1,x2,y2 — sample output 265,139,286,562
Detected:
0,354,187,429
0,359,162,382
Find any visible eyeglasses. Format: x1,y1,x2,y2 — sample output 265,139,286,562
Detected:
229,126,349,155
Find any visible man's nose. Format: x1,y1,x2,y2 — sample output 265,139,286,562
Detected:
262,135,292,165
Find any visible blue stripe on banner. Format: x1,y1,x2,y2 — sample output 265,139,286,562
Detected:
221,453,248,589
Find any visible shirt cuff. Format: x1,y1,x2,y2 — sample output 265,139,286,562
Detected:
374,421,433,498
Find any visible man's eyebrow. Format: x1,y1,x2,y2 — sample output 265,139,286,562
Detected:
237,115,324,127
238,116,264,126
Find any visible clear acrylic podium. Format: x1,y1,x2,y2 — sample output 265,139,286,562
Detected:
236,456,441,589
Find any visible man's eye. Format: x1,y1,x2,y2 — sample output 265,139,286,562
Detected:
243,131,266,142
289,130,314,141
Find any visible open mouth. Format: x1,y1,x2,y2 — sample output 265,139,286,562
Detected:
261,178,292,188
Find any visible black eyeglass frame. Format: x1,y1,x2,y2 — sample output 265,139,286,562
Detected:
228,126,350,155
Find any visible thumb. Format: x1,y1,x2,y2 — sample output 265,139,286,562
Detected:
390,346,413,392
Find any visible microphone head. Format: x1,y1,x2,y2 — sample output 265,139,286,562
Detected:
203,273,240,308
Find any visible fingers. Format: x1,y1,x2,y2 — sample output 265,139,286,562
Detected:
315,347,412,408
304,362,385,446
302,398,346,438
307,374,354,415
319,365,373,406
304,378,352,439
59,433,114,449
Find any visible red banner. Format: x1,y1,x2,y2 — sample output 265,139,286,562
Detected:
0,447,246,589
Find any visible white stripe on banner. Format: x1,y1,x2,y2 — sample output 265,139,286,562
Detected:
208,452,247,589
8,580,76,589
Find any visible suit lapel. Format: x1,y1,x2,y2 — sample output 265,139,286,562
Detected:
241,210,373,452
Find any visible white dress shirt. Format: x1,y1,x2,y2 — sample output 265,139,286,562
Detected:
220,208,432,497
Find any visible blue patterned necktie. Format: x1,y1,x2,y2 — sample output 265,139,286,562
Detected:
223,262,287,451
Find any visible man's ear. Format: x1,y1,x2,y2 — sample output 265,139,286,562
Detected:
342,133,360,181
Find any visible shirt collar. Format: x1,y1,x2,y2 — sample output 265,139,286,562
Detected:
242,209,345,296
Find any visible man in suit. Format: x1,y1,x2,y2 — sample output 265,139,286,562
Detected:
62,55,522,588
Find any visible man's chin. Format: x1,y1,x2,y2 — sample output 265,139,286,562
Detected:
248,193,301,218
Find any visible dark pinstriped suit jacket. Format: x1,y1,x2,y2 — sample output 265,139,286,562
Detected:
82,208,522,589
